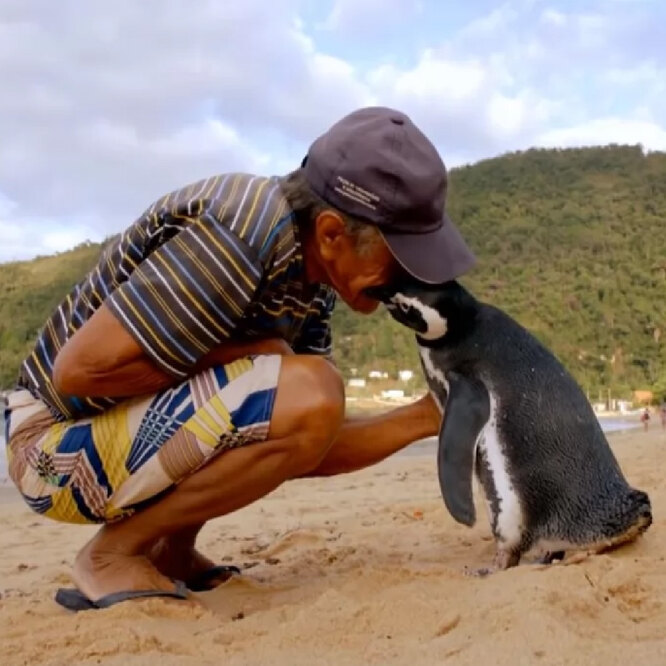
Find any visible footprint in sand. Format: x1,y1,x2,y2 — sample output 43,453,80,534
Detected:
604,577,664,624
259,529,327,558
433,613,461,637
543,566,665,641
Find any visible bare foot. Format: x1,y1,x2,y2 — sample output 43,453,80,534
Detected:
147,538,237,590
73,535,180,603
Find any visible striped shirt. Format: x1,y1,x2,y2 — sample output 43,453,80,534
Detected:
17,173,336,421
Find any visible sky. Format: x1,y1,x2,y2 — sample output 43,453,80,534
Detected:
0,0,664,262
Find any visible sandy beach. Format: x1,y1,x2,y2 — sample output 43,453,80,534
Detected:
1,423,664,666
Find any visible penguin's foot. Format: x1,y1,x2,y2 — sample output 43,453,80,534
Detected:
536,550,566,565
465,548,520,577
466,565,495,578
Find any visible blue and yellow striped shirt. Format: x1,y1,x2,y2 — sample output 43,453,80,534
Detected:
18,173,336,421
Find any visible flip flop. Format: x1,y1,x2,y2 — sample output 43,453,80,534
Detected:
54,579,189,612
186,564,241,592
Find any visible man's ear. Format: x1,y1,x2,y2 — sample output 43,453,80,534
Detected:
314,210,348,261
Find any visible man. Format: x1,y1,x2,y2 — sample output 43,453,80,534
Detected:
5,106,475,611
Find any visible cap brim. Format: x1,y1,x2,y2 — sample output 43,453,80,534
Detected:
382,214,476,284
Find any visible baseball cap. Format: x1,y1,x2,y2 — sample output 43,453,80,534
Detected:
302,106,476,284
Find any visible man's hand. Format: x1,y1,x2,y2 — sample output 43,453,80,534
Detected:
411,391,442,438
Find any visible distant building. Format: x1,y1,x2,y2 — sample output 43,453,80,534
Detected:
381,389,405,400
398,370,414,382
633,390,653,406
617,400,632,414
348,378,366,388
368,370,389,379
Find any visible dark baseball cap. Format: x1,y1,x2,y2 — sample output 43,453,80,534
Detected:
302,106,476,284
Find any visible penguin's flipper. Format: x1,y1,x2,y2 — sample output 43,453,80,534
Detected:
437,372,490,527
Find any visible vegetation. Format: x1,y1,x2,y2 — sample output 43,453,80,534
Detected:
334,144,666,399
0,241,102,390
1,145,665,399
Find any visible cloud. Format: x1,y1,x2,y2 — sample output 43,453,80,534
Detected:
0,1,369,232
366,49,557,161
540,8,566,27
0,0,664,261
320,0,423,35
538,118,666,151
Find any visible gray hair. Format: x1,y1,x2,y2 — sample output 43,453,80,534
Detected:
280,168,383,257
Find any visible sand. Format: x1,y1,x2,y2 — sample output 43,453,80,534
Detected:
1,426,664,666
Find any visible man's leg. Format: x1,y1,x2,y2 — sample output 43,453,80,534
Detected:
143,390,441,591
145,524,221,588
72,355,345,602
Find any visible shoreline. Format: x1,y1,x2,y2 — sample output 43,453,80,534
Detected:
0,411,645,490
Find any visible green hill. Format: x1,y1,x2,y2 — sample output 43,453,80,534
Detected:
1,145,665,399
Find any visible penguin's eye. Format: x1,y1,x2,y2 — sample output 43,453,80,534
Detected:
398,302,410,313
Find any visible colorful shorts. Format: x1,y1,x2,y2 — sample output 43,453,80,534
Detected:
4,355,281,525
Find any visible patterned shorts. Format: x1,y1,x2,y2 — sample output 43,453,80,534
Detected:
4,355,281,525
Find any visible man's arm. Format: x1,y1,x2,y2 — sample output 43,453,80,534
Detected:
53,303,293,397
53,209,281,398
301,393,440,477
288,287,440,473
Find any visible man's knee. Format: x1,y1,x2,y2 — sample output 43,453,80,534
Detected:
270,355,345,471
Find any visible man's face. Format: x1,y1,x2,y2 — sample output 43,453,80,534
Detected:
313,211,400,313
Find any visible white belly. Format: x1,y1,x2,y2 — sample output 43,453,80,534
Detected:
419,347,448,413
476,393,525,548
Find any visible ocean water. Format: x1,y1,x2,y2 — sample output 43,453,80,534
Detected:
597,417,642,433
0,411,640,485
398,416,640,458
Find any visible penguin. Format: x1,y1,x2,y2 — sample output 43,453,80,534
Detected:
365,280,652,574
